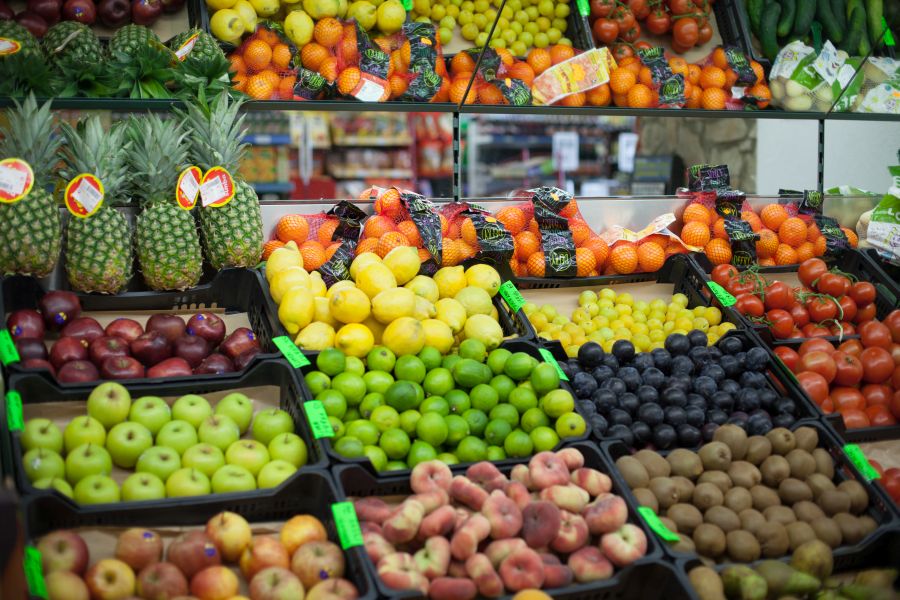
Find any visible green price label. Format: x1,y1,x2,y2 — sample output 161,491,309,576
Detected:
0,329,20,365
499,281,525,313
884,18,896,46
538,347,568,381
843,444,880,481
402,0,412,8
304,400,334,439
6,391,23,432
575,0,589,16
272,335,311,369
332,501,364,550
24,546,47,599
706,281,736,307
637,507,680,542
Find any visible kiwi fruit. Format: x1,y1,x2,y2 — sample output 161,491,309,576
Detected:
714,424,749,460
745,436,773,465
750,485,782,511
672,534,697,555
778,478,814,504
688,566,724,600
693,482,724,511
724,487,752,513
632,487,659,512
756,521,790,557
767,428,797,455
786,521,817,550
635,449,671,479
672,476,695,503
793,427,818,452
792,500,826,522
616,456,650,489
693,523,727,558
786,449,817,479
698,442,733,471
728,461,762,488
659,516,679,533
697,471,733,494
760,455,791,487
668,449,703,479
833,513,865,545
764,505,797,525
738,508,766,534
812,448,835,478
818,489,852,516
668,503,704,535
806,473,836,499
726,529,761,562
649,477,680,509
836,480,869,513
857,515,877,538
810,518,842,548
704,505,741,532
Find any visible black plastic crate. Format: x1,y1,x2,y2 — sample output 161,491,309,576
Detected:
2,359,328,508
0,268,281,386
21,469,376,600
332,439,694,600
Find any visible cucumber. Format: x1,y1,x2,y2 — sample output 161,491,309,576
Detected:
793,0,817,36
817,0,844,43
866,0,884,48
859,28,872,54
762,2,782,60
747,0,765,37
845,0,861,19
842,4,865,51
831,0,846,31
778,0,797,36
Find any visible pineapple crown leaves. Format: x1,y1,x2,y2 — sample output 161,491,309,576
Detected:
176,94,248,173
0,93,63,181
57,60,121,99
59,117,132,204
125,113,190,206
173,52,234,100
110,43,178,99
0,52,67,99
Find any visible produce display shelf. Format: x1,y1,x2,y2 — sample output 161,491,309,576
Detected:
251,182,295,194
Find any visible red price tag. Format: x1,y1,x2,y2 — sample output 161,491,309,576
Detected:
0,38,21,56
200,167,235,208
175,32,199,61
176,166,202,210
0,158,34,203
64,174,104,218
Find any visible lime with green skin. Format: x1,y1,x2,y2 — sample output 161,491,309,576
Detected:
556,411,586,438
316,348,346,376
530,425,560,451
486,348,512,375
504,429,534,457
504,352,537,380
530,362,560,395
399,410,422,436
416,412,449,446
508,386,538,414
540,389,574,418
305,371,330,396
346,420,380,446
363,370,394,395
334,435,364,458
520,407,550,432
345,356,365,376
442,353,462,371
332,373,367,406
462,409,488,437
419,396,450,416
370,405,400,432
379,428,411,460
418,346,443,370
490,374,515,402
364,445,388,471
456,435,488,462
407,440,438,467
489,404,519,428
329,417,345,439
437,452,459,465
385,460,408,471
484,419,512,446
367,346,396,372
470,383,499,413
395,355,426,383
318,389,347,419
359,393,385,418
459,338,487,362
423,368,455,397
444,415,470,446
385,381,420,412
446,389,471,414
344,408,360,421
486,445,506,461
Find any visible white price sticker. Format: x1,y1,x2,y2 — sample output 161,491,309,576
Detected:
175,33,198,61
0,165,28,196
179,170,200,203
354,79,386,103
72,178,103,213
200,177,227,207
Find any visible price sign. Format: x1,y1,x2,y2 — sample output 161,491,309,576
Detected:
552,131,579,172
706,281,736,307
0,329,20,365
843,444,880,481
64,173,104,218
200,167,235,208
538,348,568,381
332,502,363,549
0,158,34,203
304,400,334,439
498,281,525,313
6,391,23,432
176,166,202,210
272,335,311,368
637,507,680,542
24,546,47,599
0,38,21,56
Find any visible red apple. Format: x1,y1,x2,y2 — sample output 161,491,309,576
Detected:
166,531,221,578
23,358,55,375
62,0,94,21
57,360,99,383
39,290,80,330
249,567,304,600
38,530,89,574
137,562,188,600
233,347,261,371
0,3,14,18
147,357,192,378
97,0,129,25
159,0,183,12
130,0,161,25
190,565,238,600
289,541,344,590
186,313,226,347
220,327,259,360
146,314,186,344
85,559,136,600
239,536,290,581
27,0,60,24
15,337,48,361
173,335,211,368
101,356,145,380
194,353,234,375
105,318,143,343
130,331,172,366
115,528,163,571
45,570,89,600
15,10,47,37
6,309,44,340
50,337,89,370
61,317,106,343
89,336,131,365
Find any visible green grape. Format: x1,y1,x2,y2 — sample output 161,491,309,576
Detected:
490,37,507,47
476,31,488,45
459,9,473,24
518,30,533,46
414,0,431,14
525,6,538,19
473,13,487,29
538,0,554,15
410,10,419,18
559,36,572,45
536,16,550,30
450,0,462,5
431,4,446,19
440,15,456,28
501,5,513,18
415,15,432,22
554,2,570,16
524,21,539,34
461,22,479,39
507,0,521,10
552,17,567,31
514,9,528,23
496,16,509,29
438,26,453,44
461,0,474,10
534,31,549,47
446,4,460,16
510,40,527,56
474,0,489,11
510,20,523,33
502,28,517,43
546,25,561,42
485,7,497,21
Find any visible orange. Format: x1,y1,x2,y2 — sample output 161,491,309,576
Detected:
313,18,343,48
317,218,339,245
341,36,358,64
389,74,408,99
507,62,535,86
750,61,765,84
609,69,636,95
376,231,411,258
666,243,689,256
549,44,575,65
319,57,338,83
699,65,726,89
681,221,711,247
627,83,654,108
842,227,859,247
774,243,798,265
575,247,596,276
528,219,540,236
495,47,514,66
609,244,638,274
643,234,669,247
255,28,280,46
559,92,585,107
807,223,821,242
582,237,609,268
668,56,688,78
229,54,246,74
300,43,329,71
741,210,763,232
712,217,728,240
638,66,654,87
478,84,506,104
613,93,629,107
778,217,807,247
375,188,402,218
449,78,477,104
439,214,449,236
450,52,476,76
509,258,524,277
432,77,452,103
759,257,776,266
363,215,396,238
496,206,526,235
461,218,478,246
526,252,545,277
637,242,665,273
560,199,578,218
569,220,592,246
457,240,476,260
618,56,641,75
700,87,727,110
372,36,393,54
527,48,552,75
756,229,779,258
278,75,296,100
325,242,341,261
796,241,815,262
814,236,827,256
418,248,432,263
683,202,712,225
711,47,729,70
391,51,407,75
515,231,540,260
396,220,423,247
232,73,247,92
705,238,732,265
245,71,278,99
272,43,292,70
724,68,739,89
399,40,411,68
244,40,272,71
337,67,361,95
356,237,378,256
441,239,462,266
685,85,702,109
747,83,771,109
262,239,284,260
687,63,701,85
586,84,611,106
446,220,461,240
760,204,789,231
300,240,326,270
358,186,381,200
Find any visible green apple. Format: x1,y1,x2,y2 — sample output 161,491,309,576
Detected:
64,416,106,453
171,395,213,429
267,432,308,468
106,422,153,468
214,393,254,434
198,415,240,452
165,468,211,497
135,446,181,482
251,409,294,446
21,418,63,453
257,460,297,488
65,443,113,484
128,396,171,436
225,440,270,477
155,420,198,455
182,443,226,477
73,474,120,504
86,382,132,430
121,472,166,502
23,448,66,483
210,464,257,494
33,477,74,498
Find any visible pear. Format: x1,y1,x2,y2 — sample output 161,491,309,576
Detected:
755,560,820,597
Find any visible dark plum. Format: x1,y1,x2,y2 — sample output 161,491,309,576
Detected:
746,411,773,435
701,422,719,442
668,374,692,393
773,413,795,428
692,375,717,399
677,424,702,446
745,347,769,371
591,366,614,383
650,348,672,372
671,355,694,375
617,366,640,391
591,389,617,414
736,389,761,412
560,361,576,381
589,414,609,436
637,403,664,427
687,329,708,347
720,355,741,378
726,411,749,429
601,377,627,395
707,346,722,361
642,367,665,389
685,406,705,427
711,392,734,412
664,333,690,355
631,421,652,445
572,372,598,399
636,385,659,404
601,354,619,370
608,408,632,427
775,398,796,415
632,353,654,372
617,393,639,415
686,393,706,407
661,387,687,407
721,380,740,396
759,388,778,409
700,364,725,384
688,346,710,364
652,424,677,449
708,409,729,425
611,339,635,363
719,336,743,355
577,400,597,417
664,406,687,427
740,371,767,389
577,342,604,369
607,424,634,448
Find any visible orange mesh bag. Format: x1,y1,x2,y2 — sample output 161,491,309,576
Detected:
333,21,391,102
359,186,444,272
230,23,299,100
698,45,770,110
633,47,686,109
391,22,444,102
598,214,696,275
440,202,515,267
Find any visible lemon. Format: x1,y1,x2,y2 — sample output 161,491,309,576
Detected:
347,0,377,28
404,275,439,303
207,0,237,11
270,266,311,304
350,252,382,280
326,279,357,300
362,315,386,345
302,0,341,17
465,264,501,297
309,271,327,297
314,296,340,327
295,322,335,351
209,8,244,39
249,0,279,16
382,246,420,285
278,287,316,334
329,287,372,324
356,262,397,299
372,288,416,323
455,286,493,317
232,0,258,29
335,324,375,357
412,296,436,320
463,314,504,350
382,317,425,356
376,0,406,33
433,266,467,298
265,241,301,282
422,319,454,354
284,9,314,48
435,298,467,334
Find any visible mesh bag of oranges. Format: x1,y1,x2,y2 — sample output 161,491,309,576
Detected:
699,45,771,110
531,47,615,105
632,47,687,109
388,22,446,102
330,21,391,102
440,202,515,266
461,47,534,106
598,214,692,276
229,23,298,100
358,186,444,270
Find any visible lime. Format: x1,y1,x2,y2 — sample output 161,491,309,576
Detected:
399,410,422,436
423,368,455,397
370,405,400,432
490,374,515,402
316,348,346,376
411,382,425,405
334,435,364,458
420,396,449,416
367,346,396,372
530,426,560,451
332,373,367,406
345,356,366,376
395,355,426,383
408,440,438,468
317,389,347,419
486,348,512,375
437,452,459,465
379,428,411,460
385,460,408,471
530,362,560,395
385,381,420,412
363,445,388,471
363,370,395,395
345,408,360,421
540,389,574,418
489,404,519,428
416,412,449,446
418,346,443,370
455,436,488,462
305,371,330,396
442,353,462,371
504,429,534,457
446,389,471,414
458,338,487,362
556,411,586,438
359,393,385,418
328,416,345,439
470,383,499,413
486,445,506,461
484,419,512,446
508,386,538,414
444,415,470,446
453,358,491,388
504,352,536,380
346,420,380,446
520,407,550,433
462,408,488,437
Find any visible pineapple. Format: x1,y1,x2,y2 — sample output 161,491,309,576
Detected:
0,94,62,277
43,21,103,71
169,29,226,71
179,95,262,269
128,114,203,290
109,24,160,58
0,21,42,58
59,117,134,293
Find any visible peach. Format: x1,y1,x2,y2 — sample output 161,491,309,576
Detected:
363,532,395,565
529,452,570,490
540,484,590,513
583,493,628,535
522,501,561,549
418,505,456,540
498,547,545,591
450,514,491,561
509,464,532,489
465,462,503,485
483,477,508,492
550,510,589,554
410,460,453,494
377,552,429,594
465,553,504,598
428,577,477,600
360,522,382,535
571,468,612,497
541,553,574,588
556,448,585,470
504,481,532,511
484,538,527,568
413,537,450,579
481,490,523,539
568,546,614,582
354,497,392,523
410,490,449,514
453,507,472,532
601,524,647,567
448,561,467,578
383,500,426,545
450,476,488,510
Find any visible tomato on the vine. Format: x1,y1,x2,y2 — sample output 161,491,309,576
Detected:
817,273,851,297
849,281,876,307
830,387,866,411
829,321,855,336
836,295,857,322
590,0,616,16
672,17,699,46
634,40,653,50
628,0,650,19
866,405,896,427
799,338,835,356
806,296,839,322
711,264,738,287
611,43,634,60
789,304,810,328
645,8,672,33
621,22,641,41
668,0,694,13
797,371,829,404
735,293,765,317
838,339,864,357
612,7,636,29
891,390,900,420
890,343,900,365
729,278,758,296
801,323,832,337
860,321,892,349
774,346,800,372
764,281,793,310
592,18,619,43
767,309,794,339
885,310,900,343
832,351,863,386
855,303,877,324
697,21,713,43
798,258,829,288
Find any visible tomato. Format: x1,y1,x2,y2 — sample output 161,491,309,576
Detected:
855,302,877,324
592,18,619,43
831,322,855,336
668,0,694,13
806,296,839,322
628,0,650,19
645,8,671,33
764,281,793,310
869,459,885,478
774,346,800,372
821,397,834,414
789,304,810,328
697,21,713,43
817,273,852,297
612,43,634,60
767,309,794,339
862,384,892,406
885,471,900,502
621,22,641,41
735,293,765,317
892,390,900,420
634,40,653,50
728,279,758,296
799,338,835,356
830,387,866,411
889,343,900,365
798,258,829,288
800,350,837,383
849,281,876,307
866,405,896,426
796,371,829,404
612,7,635,29
672,17,699,46
841,408,870,429
802,324,832,338
832,351,864,386
893,365,900,389
885,309,900,343
711,264,739,287
837,295,858,322
838,339,864,357
860,321,892,349
860,346,894,383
